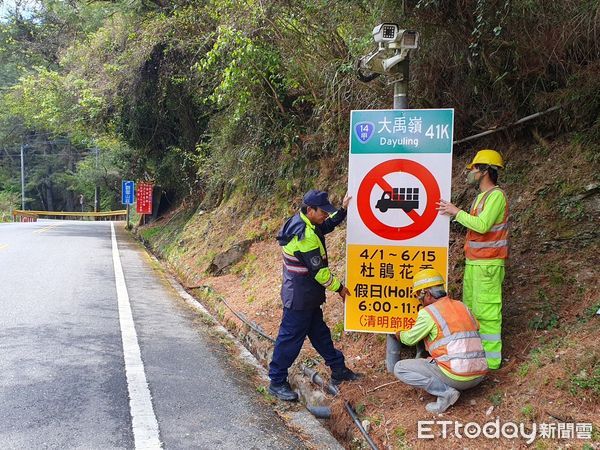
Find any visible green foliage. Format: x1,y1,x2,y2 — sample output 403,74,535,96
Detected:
331,321,345,342
580,301,600,323
393,425,408,448
255,385,276,403
139,226,163,241
521,403,535,419
0,189,20,221
557,197,585,221
528,289,559,331
517,362,530,378
354,402,366,415
570,365,600,397
489,391,503,406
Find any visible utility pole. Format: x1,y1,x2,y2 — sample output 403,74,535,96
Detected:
20,143,25,210
94,147,99,212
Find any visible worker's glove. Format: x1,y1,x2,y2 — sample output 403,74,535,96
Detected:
337,285,350,299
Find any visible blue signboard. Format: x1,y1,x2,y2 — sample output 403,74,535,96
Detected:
122,180,135,205
350,109,454,154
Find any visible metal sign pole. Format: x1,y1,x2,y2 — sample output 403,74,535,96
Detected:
386,59,410,373
20,144,25,210
355,24,421,373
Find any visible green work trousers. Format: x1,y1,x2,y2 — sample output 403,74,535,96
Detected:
463,264,504,369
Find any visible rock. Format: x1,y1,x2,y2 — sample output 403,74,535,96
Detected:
361,420,371,433
207,239,254,275
470,399,476,406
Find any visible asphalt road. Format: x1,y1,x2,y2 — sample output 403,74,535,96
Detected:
0,220,306,449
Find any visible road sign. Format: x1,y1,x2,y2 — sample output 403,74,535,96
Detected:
122,180,135,205
136,182,153,215
345,109,454,333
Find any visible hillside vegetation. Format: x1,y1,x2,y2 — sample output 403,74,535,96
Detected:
1,0,599,209
1,0,599,447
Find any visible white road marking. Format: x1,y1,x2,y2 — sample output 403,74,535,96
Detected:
111,222,162,449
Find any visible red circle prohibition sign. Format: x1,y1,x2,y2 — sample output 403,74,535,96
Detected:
357,159,440,240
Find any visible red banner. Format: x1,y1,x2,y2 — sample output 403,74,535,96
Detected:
136,182,153,214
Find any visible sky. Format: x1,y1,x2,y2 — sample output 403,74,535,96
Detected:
1,0,37,20
0,0,14,19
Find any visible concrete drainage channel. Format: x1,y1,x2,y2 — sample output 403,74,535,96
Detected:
164,275,343,449
162,270,380,450
202,287,379,450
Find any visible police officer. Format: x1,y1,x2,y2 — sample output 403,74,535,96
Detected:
268,190,361,401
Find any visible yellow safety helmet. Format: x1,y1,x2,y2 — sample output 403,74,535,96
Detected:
466,149,504,170
413,269,445,293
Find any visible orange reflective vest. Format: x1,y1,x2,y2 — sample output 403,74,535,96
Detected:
464,187,509,260
424,297,489,377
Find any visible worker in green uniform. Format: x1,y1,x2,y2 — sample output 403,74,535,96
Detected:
436,149,508,369
394,269,488,413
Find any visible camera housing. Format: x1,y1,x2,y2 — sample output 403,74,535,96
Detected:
358,23,420,80
372,23,399,44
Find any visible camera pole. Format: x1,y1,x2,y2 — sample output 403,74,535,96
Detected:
385,57,411,373
393,60,409,109
357,24,419,374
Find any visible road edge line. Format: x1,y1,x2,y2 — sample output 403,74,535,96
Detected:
111,222,162,449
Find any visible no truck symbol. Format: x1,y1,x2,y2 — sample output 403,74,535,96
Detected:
357,159,440,241
375,187,420,213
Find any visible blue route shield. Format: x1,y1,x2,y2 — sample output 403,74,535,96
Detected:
354,122,375,144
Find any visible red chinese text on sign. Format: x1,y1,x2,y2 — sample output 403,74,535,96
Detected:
136,182,153,214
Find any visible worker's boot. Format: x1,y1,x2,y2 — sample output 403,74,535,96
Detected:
268,381,298,401
331,367,362,385
425,387,460,414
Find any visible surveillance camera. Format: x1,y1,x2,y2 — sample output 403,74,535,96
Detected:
398,30,419,49
357,24,420,81
372,23,399,44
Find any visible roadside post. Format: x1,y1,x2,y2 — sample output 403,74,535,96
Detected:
352,24,454,373
122,180,135,229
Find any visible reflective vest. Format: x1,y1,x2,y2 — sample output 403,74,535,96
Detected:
277,211,346,310
424,297,489,377
464,187,509,260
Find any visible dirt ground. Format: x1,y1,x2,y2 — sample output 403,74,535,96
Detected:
139,133,600,449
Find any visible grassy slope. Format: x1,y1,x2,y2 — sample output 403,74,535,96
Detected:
137,132,600,448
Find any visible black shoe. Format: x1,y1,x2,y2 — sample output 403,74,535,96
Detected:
331,367,362,385
268,382,299,401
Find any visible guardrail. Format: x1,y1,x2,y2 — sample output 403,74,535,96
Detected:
13,210,127,221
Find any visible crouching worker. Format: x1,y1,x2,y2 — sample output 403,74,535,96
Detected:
268,190,361,401
394,269,488,414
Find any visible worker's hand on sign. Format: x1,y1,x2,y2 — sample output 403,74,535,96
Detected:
436,199,460,218
338,286,351,300
342,193,352,209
